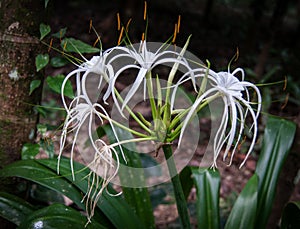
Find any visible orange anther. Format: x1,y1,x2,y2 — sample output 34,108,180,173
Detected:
177,15,181,33
126,18,132,32
89,19,93,33
117,13,121,31
144,1,147,20
118,27,124,45
172,24,177,43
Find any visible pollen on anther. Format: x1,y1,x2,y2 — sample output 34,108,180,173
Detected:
126,18,132,32
143,1,147,20
117,13,121,31
93,37,100,47
118,27,124,45
177,15,181,33
172,24,177,43
89,19,93,33
141,32,145,41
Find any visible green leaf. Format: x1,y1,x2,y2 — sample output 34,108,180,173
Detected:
50,56,69,67
29,184,64,205
225,174,258,229
34,105,47,117
52,27,67,39
46,74,74,99
100,125,155,229
179,166,193,200
39,23,51,40
29,80,41,95
0,160,85,209
0,158,144,229
281,201,300,229
0,192,35,226
191,167,220,229
21,143,40,160
61,38,100,54
38,158,145,229
18,203,106,229
35,54,49,72
255,117,296,228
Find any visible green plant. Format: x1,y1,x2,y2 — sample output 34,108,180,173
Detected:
0,3,297,228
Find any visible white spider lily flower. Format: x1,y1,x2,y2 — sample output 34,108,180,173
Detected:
179,67,261,168
103,40,192,114
57,94,125,180
61,51,114,112
83,139,121,223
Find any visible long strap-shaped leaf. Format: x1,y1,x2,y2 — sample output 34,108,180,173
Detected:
0,192,35,226
37,158,145,229
255,116,296,228
224,174,258,229
100,125,155,229
18,203,105,229
0,158,144,229
191,167,221,229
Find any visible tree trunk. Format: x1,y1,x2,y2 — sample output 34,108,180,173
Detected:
0,1,44,226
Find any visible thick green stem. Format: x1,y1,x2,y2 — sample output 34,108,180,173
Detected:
163,144,191,229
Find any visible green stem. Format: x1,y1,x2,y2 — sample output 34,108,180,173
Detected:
162,144,191,229
145,71,157,120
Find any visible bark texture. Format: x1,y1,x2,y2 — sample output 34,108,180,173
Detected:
0,0,43,183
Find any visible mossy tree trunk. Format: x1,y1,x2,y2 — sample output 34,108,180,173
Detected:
0,0,44,183
0,1,44,227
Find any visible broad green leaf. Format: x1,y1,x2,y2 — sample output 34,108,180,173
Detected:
281,201,300,229
179,166,193,200
255,117,296,228
21,143,40,160
191,167,220,229
0,159,144,229
225,174,258,229
46,75,74,99
29,80,41,95
0,160,85,210
35,54,49,72
61,38,100,54
52,27,67,39
38,158,145,229
29,184,64,205
0,192,35,226
39,23,51,40
50,56,69,67
18,203,105,229
100,125,155,229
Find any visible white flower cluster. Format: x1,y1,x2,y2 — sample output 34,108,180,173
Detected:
57,39,261,220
